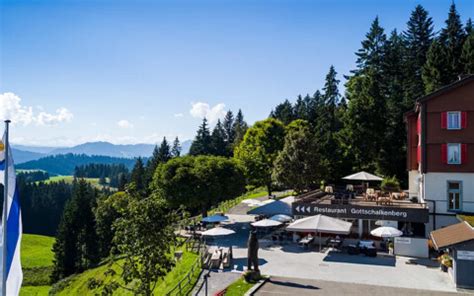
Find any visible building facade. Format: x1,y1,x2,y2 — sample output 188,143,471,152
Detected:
406,75,474,236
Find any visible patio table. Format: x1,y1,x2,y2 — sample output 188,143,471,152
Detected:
298,236,314,248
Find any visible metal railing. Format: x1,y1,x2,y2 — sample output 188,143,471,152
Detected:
165,238,207,296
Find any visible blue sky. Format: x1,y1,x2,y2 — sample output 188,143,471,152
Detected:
1,0,472,146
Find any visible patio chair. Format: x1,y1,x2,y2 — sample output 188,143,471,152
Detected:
325,186,334,193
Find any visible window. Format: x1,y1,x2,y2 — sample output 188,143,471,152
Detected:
447,112,461,130
447,143,461,164
447,181,462,211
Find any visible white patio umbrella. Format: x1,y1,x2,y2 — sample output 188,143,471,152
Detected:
202,214,229,223
370,226,403,238
286,215,352,251
270,214,292,223
251,219,282,228
201,227,235,236
342,171,383,181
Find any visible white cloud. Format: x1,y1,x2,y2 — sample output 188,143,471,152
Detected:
0,92,73,126
117,119,134,129
174,113,184,118
189,102,226,123
37,108,74,125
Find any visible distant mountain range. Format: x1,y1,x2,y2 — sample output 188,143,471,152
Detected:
11,140,192,164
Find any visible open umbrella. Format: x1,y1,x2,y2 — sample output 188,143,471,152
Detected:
370,226,403,238
342,171,383,181
202,214,229,223
270,214,292,223
251,219,282,228
286,215,352,251
201,227,235,236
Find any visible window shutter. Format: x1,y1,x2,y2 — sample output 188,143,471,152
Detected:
417,146,421,163
441,144,448,164
441,112,447,129
461,144,467,164
461,112,467,128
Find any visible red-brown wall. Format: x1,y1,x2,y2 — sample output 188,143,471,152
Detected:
424,80,474,173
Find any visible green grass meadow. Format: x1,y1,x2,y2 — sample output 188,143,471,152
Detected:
20,234,55,296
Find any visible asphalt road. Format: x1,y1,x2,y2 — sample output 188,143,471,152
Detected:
255,276,472,296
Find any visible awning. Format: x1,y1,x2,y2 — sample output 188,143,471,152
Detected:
286,214,352,235
430,222,474,250
247,196,294,216
342,171,383,181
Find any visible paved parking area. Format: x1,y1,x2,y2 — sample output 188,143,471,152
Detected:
256,276,470,296
216,214,458,293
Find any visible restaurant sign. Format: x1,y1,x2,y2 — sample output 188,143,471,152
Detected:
292,203,429,223
457,251,474,261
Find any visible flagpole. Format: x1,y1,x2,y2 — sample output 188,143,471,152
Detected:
2,120,10,296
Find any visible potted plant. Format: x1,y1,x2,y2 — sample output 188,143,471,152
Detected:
438,253,452,272
381,176,401,193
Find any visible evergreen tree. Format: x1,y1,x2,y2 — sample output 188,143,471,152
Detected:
51,179,99,282
145,138,172,186
307,90,324,127
341,68,386,172
316,66,343,182
130,157,146,195
353,17,387,74
232,109,248,148
423,39,449,92
222,110,235,155
466,18,473,35
210,119,227,156
439,3,466,82
270,99,295,125
403,4,433,99
461,32,474,74
293,95,309,121
189,118,212,155
379,30,409,180
171,137,181,157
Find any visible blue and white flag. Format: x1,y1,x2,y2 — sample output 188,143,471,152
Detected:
0,132,23,296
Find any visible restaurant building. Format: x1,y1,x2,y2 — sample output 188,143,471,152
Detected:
292,190,429,238
405,75,474,236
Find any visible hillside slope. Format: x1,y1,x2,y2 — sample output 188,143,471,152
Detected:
17,154,137,175
20,234,55,296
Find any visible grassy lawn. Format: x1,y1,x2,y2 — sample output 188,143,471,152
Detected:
39,175,115,190
21,234,54,269
19,285,51,296
53,248,200,295
224,278,256,296
20,234,55,295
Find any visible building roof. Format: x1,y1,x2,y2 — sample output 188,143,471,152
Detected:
430,221,474,250
416,74,474,104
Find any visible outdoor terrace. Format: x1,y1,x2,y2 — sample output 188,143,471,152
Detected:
295,189,427,210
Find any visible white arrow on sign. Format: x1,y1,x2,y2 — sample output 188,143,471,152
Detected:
295,206,300,213
306,206,311,213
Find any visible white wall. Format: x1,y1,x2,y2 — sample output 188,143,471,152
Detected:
423,172,474,214
408,170,420,199
394,237,429,258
